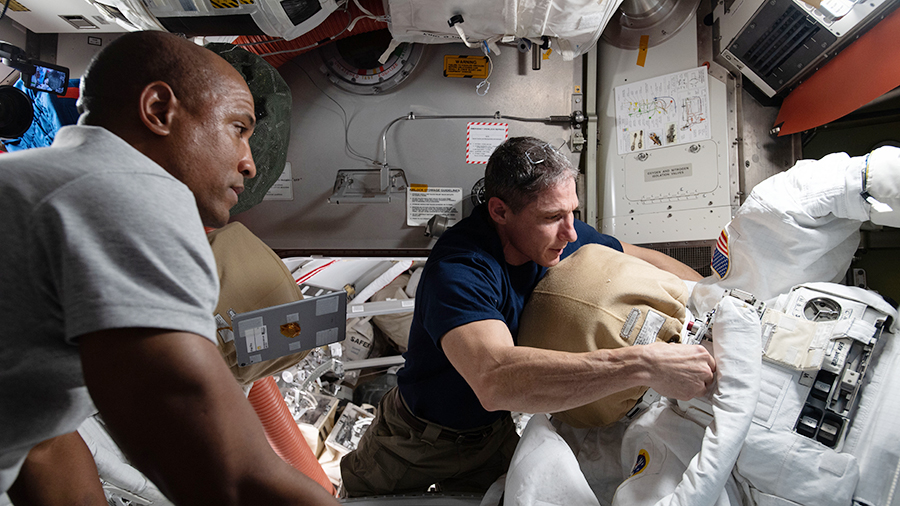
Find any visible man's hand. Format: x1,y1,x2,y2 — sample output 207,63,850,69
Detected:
443,320,717,414
641,342,717,400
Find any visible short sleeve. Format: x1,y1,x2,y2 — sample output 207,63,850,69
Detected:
30,172,219,344
417,254,505,348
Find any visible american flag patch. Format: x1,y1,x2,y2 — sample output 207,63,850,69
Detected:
711,229,730,279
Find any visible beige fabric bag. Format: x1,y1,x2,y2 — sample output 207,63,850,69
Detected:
518,244,688,427
208,222,309,386
371,273,413,352
759,309,828,371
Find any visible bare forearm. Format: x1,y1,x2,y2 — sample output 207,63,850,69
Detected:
80,329,338,506
479,344,714,413
445,320,715,414
7,432,106,506
475,345,652,413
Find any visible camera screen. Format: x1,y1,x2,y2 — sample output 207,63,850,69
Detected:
27,64,69,95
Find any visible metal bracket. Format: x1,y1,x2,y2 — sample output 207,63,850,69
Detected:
328,168,408,204
571,92,586,152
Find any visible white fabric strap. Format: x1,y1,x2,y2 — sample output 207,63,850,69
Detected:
453,22,482,48
831,317,877,345
377,39,402,64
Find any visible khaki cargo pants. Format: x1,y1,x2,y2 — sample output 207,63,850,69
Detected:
340,387,519,497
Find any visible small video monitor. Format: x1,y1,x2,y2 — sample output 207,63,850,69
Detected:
25,62,69,95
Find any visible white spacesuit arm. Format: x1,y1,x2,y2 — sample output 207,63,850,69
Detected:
691,146,900,316
865,146,900,227
613,295,761,506
502,414,601,506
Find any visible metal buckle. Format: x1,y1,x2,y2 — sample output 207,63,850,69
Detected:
454,427,493,444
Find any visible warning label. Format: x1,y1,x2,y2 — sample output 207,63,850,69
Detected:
444,55,489,79
644,164,693,182
407,187,463,227
466,122,508,164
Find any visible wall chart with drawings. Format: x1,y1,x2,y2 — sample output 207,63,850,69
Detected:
614,66,711,155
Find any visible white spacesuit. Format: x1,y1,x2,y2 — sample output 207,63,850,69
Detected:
502,146,900,506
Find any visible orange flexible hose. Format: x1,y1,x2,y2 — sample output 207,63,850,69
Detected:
248,376,335,495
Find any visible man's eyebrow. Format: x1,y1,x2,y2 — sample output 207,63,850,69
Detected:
539,203,579,215
243,112,257,129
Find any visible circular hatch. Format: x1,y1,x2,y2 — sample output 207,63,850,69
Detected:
320,29,424,95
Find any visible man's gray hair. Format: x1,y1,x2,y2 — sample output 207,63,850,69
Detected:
484,136,579,213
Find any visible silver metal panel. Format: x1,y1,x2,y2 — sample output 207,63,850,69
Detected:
584,46,600,228
738,86,801,198
622,139,720,199
701,0,798,201
234,43,580,252
696,0,742,212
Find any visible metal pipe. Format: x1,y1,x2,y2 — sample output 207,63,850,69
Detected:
377,111,571,167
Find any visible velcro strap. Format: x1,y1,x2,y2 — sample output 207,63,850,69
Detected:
830,318,876,345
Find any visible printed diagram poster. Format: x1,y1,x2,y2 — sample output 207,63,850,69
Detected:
614,67,711,155
406,187,463,227
466,122,508,164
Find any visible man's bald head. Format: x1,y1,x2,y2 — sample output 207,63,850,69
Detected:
74,31,258,228
79,31,228,126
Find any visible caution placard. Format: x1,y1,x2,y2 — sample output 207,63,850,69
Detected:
466,122,508,164
406,187,463,227
443,55,490,79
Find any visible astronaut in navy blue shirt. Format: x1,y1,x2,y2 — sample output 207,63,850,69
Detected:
341,137,715,497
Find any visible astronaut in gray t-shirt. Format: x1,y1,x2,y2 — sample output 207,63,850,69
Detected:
0,31,338,506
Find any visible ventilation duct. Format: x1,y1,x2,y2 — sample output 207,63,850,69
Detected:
716,0,898,97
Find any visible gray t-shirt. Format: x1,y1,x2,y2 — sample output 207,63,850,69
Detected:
0,125,219,492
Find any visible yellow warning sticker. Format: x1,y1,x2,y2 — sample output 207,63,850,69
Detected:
409,184,429,192
443,56,489,79
637,35,650,67
210,0,252,8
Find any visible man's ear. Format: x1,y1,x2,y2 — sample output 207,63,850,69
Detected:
487,196,510,225
138,81,179,136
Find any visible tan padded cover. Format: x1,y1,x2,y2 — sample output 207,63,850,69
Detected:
208,222,309,386
371,273,413,352
518,244,688,427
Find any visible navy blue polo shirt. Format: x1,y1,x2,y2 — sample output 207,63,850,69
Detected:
397,204,622,430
